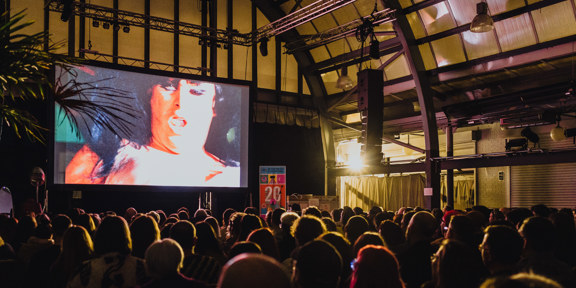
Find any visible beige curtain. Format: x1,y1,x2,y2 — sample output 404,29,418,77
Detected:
440,175,475,210
337,174,426,212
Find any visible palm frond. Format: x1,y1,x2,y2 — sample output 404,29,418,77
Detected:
0,10,82,143
0,104,46,143
0,10,70,103
53,71,143,141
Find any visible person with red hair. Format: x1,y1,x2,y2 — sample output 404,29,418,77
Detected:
350,245,404,288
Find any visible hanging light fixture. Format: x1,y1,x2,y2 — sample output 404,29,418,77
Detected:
551,114,566,141
550,124,566,141
470,2,494,33
336,66,354,90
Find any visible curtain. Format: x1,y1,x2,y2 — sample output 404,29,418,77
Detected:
337,174,426,212
440,175,475,210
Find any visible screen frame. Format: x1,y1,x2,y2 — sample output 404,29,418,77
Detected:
48,61,255,194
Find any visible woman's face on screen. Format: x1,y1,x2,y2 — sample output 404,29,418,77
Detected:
150,79,215,154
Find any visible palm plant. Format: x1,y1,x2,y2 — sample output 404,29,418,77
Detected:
0,10,139,143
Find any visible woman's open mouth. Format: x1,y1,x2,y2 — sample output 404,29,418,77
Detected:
169,116,187,128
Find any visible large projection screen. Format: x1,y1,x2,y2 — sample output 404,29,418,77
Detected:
52,64,250,189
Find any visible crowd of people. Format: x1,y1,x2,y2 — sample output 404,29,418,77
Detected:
0,203,575,288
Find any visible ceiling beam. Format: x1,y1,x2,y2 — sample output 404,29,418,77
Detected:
309,37,401,74
328,149,576,176
437,150,576,170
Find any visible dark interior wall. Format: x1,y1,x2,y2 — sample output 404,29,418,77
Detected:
1,118,325,219
0,99,49,214
252,123,325,196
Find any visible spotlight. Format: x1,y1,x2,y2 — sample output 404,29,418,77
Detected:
113,24,120,31
92,20,99,28
369,38,379,59
60,0,73,22
102,22,110,29
470,2,494,33
123,26,130,33
521,127,539,144
566,128,576,137
259,38,269,57
505,138,527,152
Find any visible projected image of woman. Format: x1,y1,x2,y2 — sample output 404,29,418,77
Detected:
65,77,240,187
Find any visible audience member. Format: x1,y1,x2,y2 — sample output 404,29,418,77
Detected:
318,232,354,288
480,225,522,277
76,213,97,237
331,208,343,225
396,211,437,288
480,272,562,288
146,211,160,225
217,254,291,288
193,209,206,222
291,215,326,247
400,211,415,234
194,221,226,265
237,214,263,241
340,206,354,227
227,241,262,260
352,231,385,256
223,212,245,250
170,220,221,285
124,207,138,223
505,208,532,229
378,220,405,253
247,228,280,260
270,208,286,236
367,206,383,230
517,216,576,287
49,225,94,288
141,238,206,288
531,204,551,218
17,218,53,266
204,216,221,239
350,245,404,288
445,214,481,248
24,214,72,287
277,211,298,261
292,239,342,288
220,208,236,239
243,207,258,216
549,209,576,267
322,217,337,232
303,206,322,219
344,215,370,245
425,239,487,288
68,215,149,288
130,215,160,258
